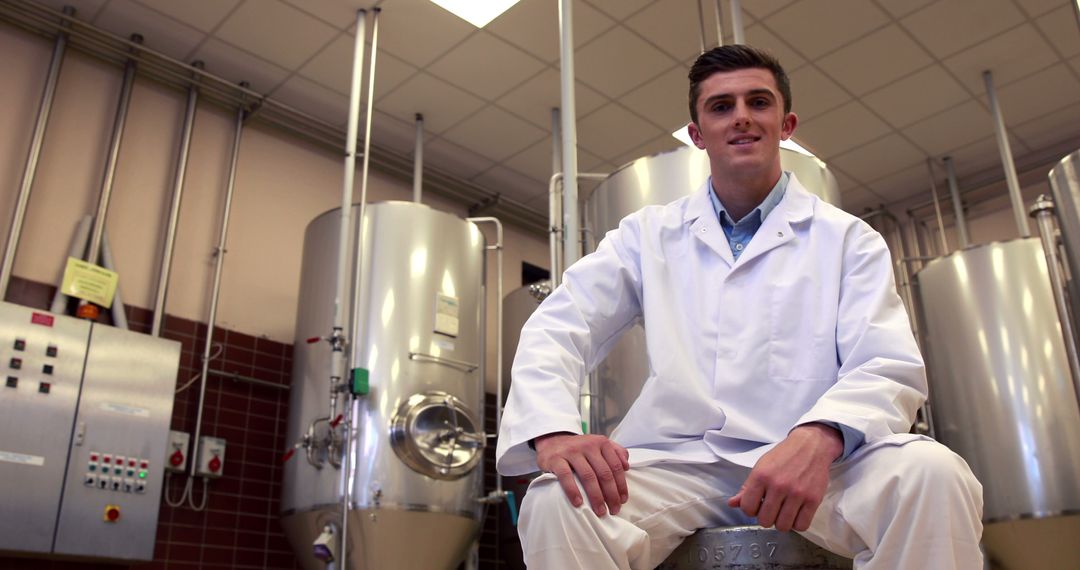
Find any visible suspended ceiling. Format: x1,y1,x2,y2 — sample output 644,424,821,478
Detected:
12,0,1080,218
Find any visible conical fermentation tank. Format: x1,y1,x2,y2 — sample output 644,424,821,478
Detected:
282,201,487,570
915,239,1080,522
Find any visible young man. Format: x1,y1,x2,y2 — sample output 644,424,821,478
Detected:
496,45,983,569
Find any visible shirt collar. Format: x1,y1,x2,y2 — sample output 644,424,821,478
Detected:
708,171,789,227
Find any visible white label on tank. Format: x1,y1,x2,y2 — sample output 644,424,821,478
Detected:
434,293,460,337
433,338,455,352
101,402,151,418
0,450,45,466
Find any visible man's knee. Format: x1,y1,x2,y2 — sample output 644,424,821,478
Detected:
889,440,983,502
520,476,582,527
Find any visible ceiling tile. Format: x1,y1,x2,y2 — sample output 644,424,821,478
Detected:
866,163,930,202
840,186,886,215
423,136,496,179
612,134,683,169
371,110,422,156
189,38,290,93
743,23,805,71
583,0,653,21
1013,101,1080,150
133,0,241,33
270,75,349,128
486,0,615,64
942,135,1025,180
215,0,338,70
576,103,666,160
279,0,360,30
828,133,926,184
375,72,486,134
943,24,1059,95
795,101,892,158
522,189,554,214
426,32,546,101
787,65,851,122
361,0,475,68
817,25,932,96
1036,5,1080,59
1017,0,1069,17
503,137,560,183
578,147,614,173
765,0,889,60
440,106,546,162
830,168,862,194
619,65,693,132
981,63,1080,126
494,68,608,129
471,165,545,203
741,0,796,19
902,99,995,156
625,0,710,62
301,36,417,98
862,65,971,128
93,0,206,57
575,26,677,98
33,0,108,20
874,0,936,18
900,0,1025,58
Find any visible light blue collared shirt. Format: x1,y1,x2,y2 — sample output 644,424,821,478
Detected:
707,172,863,462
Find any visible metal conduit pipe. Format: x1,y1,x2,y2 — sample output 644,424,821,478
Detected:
0,5,73,299
984,70,1031,238
1030,196,1080,411
152,61,203,337
730,0,745,44
924,158,950,253
696,0,707,53
714,0,724,46
100,233,128,329
558,0,581,272
548,172,610,285
344,9,380,566
550,109,563,285
466,216,504,493
191,93,247,484
414,113,424,203
86,34,141,273
51,216,92,313
944,157,970,248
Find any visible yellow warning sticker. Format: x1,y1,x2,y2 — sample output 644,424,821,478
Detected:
60,257,118,308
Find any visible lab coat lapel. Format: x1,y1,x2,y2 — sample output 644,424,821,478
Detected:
731,175,815,269
686,182,735,267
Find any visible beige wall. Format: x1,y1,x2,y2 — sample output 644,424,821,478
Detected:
0,24,550,393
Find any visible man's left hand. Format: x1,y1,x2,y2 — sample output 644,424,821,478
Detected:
727,423,843,532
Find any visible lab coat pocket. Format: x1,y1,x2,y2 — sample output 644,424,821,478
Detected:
766,279,838,382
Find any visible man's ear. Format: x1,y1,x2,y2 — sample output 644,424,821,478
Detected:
779,112,798,141
687,122,706,150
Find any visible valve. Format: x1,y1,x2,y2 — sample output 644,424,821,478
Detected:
313,524,338,563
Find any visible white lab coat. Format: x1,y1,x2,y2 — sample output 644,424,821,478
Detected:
495,175,927,476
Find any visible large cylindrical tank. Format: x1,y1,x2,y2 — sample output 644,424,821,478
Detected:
282,202,486,570
582,145,842,434
1048,149,1080,317
915,239,1080,522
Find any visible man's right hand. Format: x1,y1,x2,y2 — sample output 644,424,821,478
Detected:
533,432,631,517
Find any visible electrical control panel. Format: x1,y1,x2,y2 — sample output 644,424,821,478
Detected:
0,302,180,562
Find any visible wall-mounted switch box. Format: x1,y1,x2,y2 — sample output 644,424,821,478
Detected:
166,431,190,474
195,436,226,479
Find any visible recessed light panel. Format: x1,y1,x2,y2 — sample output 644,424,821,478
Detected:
429,0,523,28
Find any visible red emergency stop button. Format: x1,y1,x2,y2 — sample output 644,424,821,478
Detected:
209,455,221,473
104,505,121,522
169,450,184,466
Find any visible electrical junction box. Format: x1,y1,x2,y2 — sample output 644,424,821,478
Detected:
195,436,226,478
166,431,189,474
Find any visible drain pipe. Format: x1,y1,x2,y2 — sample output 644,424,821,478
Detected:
79,34,142,319
984,70,1031,238
466,217,503,491
1,5,74,299
558,0,580,272
413,113,424,202
151,61,203,337
550,109,563,286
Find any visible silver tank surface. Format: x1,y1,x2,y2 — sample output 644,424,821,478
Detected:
657,526,852,569
915,239,1080,522
583,145,842,435
1048,149,1080,315
282,201,486,570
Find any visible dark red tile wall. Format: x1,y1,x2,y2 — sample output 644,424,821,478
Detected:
1,277,523,569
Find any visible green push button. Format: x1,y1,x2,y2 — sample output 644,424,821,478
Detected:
138,471,147,479
351,367,369,396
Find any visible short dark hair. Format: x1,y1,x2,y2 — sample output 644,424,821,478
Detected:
688,44,791,124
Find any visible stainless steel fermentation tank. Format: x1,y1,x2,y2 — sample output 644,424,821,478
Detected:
580,146,841,435
282,202,487,570
915,239,1080,522
1049,150,1080,319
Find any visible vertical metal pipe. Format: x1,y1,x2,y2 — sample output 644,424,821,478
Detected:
714,0,724,46
558,0,581,271
730,0,745,44
413,113,424,202
983,70,1031,238
151,61,203,337
467,217,503,492
86,34,142,268
944,157,970,248
0,5,74,298
191,93,247,479
1030,196,1080,410
924,158,950,253
550,108,563,285
696,0,707,53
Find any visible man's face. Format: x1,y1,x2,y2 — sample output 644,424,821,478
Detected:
687,68,797,181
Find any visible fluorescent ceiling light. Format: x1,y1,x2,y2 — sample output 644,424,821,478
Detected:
672,123,822,162
672,124,695,147
429,0,523,28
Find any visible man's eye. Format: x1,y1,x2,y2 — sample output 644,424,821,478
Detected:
712,103,731,112
751,98,770,108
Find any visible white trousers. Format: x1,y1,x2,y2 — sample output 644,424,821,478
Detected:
518,436,984,569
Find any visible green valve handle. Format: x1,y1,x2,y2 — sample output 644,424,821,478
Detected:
351,368,369,395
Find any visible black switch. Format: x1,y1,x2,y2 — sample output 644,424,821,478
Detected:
13,339,25,351
5,376,16,388
9,358,21,370
45,345,57,358
42,364,53,375
38,382,50,394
